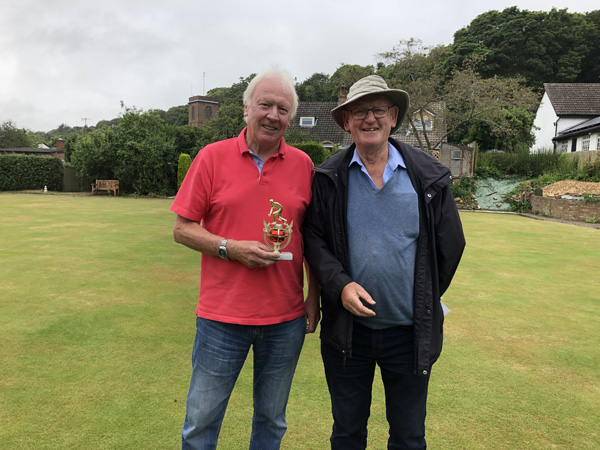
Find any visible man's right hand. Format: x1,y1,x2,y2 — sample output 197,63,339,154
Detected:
340,282,376,317
227,240,281,269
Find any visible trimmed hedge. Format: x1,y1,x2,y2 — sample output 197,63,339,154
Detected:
293,142,327,166
177,153,192,189
0,155,64,191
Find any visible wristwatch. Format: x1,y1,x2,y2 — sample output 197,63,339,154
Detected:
218,238,229,260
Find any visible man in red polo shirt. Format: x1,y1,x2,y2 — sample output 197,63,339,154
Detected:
171,68,320,449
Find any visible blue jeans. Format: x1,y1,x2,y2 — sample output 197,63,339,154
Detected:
321,321,430,450
181,316,305,450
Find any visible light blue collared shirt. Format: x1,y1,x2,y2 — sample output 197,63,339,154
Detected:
248,150,264,176
349,142,407,189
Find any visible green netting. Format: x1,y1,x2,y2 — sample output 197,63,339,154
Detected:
474,177,524,211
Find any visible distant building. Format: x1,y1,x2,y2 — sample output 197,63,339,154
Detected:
0,138,65,160
288,88,448,151
188,96,219,128
531,83,600,153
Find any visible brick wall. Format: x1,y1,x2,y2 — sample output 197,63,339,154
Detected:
531,195,600,222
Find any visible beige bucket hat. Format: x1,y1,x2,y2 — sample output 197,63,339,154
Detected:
331,75,409,134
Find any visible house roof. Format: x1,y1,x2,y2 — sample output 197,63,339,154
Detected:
0,147,63,155
289,100,448,150
391,102,447,149
544,83,600,116
288,102,354,147
554,115,600,140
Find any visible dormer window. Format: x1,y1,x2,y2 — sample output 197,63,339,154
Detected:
413,117,433,131
299,117,316,127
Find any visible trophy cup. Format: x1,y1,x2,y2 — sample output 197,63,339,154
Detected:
263,199,294,260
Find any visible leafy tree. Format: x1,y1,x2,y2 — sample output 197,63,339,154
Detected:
167,125,204,156
164,105,189,126
208,74,255,106
447,7,599,89
204,74,255,142
330,64,375,98
70,106,180,195
112,106,177,195
0,121,35,148
463,107,536,152
378,41,539,150
64,134,79,162
296,73,335,102
579,10,600,82
204,103,245,141
95,118,120,130
70,127,117,180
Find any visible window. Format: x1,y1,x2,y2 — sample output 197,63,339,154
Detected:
582,135,590,151
191,105,196,120
413,117,433,131
597,136,600,150
451,150,461,160
205,106,212,119
560,142,568,153
299,117,316,127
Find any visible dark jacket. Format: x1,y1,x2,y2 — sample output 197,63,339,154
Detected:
303,138,465,375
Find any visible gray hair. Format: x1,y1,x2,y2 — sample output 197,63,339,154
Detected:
243,68,299,118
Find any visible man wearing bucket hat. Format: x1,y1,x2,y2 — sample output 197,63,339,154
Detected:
303,75,465,449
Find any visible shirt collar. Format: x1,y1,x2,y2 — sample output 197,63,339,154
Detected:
238,127,287,159
349,142,406,170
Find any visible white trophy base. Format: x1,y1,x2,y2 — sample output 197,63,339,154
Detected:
276,252,293,261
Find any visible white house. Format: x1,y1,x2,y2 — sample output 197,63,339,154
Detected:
530,83,600,153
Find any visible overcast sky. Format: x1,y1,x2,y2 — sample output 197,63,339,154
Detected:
1,0,597,132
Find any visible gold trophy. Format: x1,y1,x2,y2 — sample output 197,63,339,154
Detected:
263,199,294,260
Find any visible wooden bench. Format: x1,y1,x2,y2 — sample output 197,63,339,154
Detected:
92,180,120,196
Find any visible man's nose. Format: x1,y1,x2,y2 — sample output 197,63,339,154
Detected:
364,109,377,120
266,105,280,119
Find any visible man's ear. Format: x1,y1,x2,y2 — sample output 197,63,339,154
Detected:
342,111,351,132
391,106,399,128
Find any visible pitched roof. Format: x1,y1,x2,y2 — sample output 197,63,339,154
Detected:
391,102,447,149
0,147,63,155
288,102,353,147
288,101,448,150
555,115,600,139
544,83,600,116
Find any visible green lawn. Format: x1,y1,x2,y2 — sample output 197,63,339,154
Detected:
1,194,598,449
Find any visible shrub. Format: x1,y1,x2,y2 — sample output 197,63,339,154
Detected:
293,142,327,166
177,153,192,189
0,155,64,191
451,177,479,209
475,149,565,178
578,158,600,182
450,177,477,198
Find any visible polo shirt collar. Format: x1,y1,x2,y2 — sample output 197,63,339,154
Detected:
238,127,287,159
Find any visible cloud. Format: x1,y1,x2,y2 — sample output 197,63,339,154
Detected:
0,0,597,131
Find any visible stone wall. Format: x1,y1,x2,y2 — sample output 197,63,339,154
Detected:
530,195,600,222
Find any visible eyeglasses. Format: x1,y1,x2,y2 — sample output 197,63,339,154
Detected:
347,106,393,120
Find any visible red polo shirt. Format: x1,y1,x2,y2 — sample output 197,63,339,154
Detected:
170,129,314,325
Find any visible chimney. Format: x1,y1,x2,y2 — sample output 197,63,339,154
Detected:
337,85,347,106
55,139,65,151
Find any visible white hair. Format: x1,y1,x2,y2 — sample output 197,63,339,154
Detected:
243,68,299,118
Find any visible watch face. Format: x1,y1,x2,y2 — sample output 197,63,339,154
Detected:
218,247,226,259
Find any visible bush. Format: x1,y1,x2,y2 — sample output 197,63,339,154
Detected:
578,158,600,182
450,177,477,198
450,177,478,209
0,155,64,191
475,149,565,178
293,141,328,166
177,153,192,189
